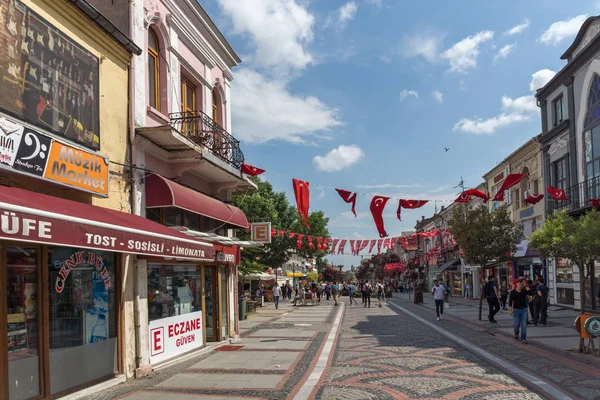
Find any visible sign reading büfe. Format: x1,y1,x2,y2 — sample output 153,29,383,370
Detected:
149,311,203,364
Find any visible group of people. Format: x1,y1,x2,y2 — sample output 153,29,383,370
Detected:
271,280,388,308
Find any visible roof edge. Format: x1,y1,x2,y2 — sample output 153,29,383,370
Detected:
561,15,600,60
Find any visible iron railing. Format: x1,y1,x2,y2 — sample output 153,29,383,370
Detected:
169,110,245,169
546,175,600,215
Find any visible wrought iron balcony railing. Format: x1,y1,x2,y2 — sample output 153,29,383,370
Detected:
546,175,600,215
169,110,245,169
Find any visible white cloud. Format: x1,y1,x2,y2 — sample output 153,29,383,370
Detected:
217,0,314,72
529,69,557,92
540,15,588,45
231,69,342,144
442,30,494,73
401,31,444,63
356,183,423,189
351,232,366,239
453,113,531,135
366,0,382,7
325,2,358,31
316,190,326,200
313,144,365,172
432,90,444,104
501,95,538,114
400,89,419,101
505,19,530,36
493,43,516,63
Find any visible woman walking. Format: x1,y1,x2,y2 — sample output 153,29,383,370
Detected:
500,281,509,310
509,279,531,344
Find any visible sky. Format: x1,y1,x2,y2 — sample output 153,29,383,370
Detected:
200,0,598,268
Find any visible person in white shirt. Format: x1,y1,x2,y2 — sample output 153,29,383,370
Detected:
273,284,281,309
431,280,446,321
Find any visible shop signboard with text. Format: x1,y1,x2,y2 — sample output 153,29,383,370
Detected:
149,311,203,364
0,115,109,196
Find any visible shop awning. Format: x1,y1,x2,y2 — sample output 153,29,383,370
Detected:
145,174,249,228
0,185,214,261
436,258,460,272
514,239,539,258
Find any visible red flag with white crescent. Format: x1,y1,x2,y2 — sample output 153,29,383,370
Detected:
377,239,383,253
335,188,358,217
297,234,305,249
330,239,340,255
368,240,376,253
338,239,347,255
349,240,356,255
241,163,265,176
370,196,390,237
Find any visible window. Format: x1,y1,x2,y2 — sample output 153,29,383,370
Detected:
552,95,564,126
552,156,569,191
514,189,520,210
584,75,600,199
181,78,196,113
148,29,160,110
148,264,202,322
533,179,539,194
212,88,221,126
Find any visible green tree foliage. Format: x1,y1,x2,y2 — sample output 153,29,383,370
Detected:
233,177,331,270
238,260,269,278
530,210,600,316
451,204,523,320
306,270,319,283
343,270,357,283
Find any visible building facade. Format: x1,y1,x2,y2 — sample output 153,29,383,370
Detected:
0,0,149,398
536,15,600,311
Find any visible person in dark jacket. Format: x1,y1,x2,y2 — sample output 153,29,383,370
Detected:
534,278,549,326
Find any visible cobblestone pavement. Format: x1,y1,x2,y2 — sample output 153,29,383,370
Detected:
314,301,551,400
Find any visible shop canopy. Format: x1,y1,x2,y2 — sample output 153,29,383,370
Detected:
145,174,249,228
436,258,461,272
0,185,214,261
513,239,539,258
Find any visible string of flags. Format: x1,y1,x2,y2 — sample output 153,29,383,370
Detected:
240,164,600,237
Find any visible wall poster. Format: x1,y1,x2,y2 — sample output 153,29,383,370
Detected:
0,0,100,150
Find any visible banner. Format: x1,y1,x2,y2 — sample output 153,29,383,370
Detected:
149,311,203,364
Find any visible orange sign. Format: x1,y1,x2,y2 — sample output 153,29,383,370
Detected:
43,141,109,196
251,222,271,243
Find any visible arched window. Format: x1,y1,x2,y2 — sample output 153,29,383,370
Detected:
585,75,600,185
212,88,221,126
148,29,160,110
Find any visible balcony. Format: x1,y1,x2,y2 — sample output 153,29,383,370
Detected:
169,110,245,169
546,176,600,215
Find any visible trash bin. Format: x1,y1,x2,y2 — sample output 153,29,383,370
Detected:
239,297,247,320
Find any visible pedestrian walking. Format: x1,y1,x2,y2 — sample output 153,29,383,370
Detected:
363,281,372,308
432,279,445,321
348,281,357,305
273,283,281,310
500,281,509,310
287,284,292,300
527,279,537,324
464,280,472,299
484,276,500,323
376,281,384,307
332,281,339,305
533,278,549,326
325,283,331,300
509,278,531,344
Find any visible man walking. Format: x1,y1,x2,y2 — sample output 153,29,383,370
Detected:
432,279,445,321
348,281,357,305
332,281,339,306
363,281,372,308
534,278,549,326
376,281,385,307
273,283,281,310
484,276,500,323
509,278,531,343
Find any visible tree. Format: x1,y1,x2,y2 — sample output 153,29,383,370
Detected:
343,270,357,283
307,270,319,283
238,260,268,278
233,177,331,273
451,204,523,320
356,252,400,282
322,265,343,282
529,210,600,351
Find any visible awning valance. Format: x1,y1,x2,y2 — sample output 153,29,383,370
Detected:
145,174,249,228
514,239,539,258
0,185,214,261
436,258,460,272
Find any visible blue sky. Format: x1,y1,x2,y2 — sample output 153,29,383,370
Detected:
202,0,597,268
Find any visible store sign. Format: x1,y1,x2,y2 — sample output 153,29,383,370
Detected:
0,116,109,196
54,251,111,294
0,209,214,261
149,311,203,364
0,1,100,150
43,140,109,196
251,222,271,243
216,249,236,264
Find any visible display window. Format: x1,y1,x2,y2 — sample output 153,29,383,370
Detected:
557,287,575,305
148,264,202,322
556,260,574,284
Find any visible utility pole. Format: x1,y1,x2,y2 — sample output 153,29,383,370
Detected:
454,176,465,195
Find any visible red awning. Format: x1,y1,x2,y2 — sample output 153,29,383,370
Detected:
145,174,249,228
0,185,214,261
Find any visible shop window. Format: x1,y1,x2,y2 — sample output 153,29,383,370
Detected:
148,29,161,111
557,287,575,305
556,261,574,284
552,95,563,126
184,211,201,231
147,264,202,322
146,208,162,224
6,247,40,400
164,207,183,227
48,248,117,395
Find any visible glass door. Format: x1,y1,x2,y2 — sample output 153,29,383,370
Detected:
5,246,41,400
204,266,219,342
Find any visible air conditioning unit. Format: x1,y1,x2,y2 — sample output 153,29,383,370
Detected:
523,190,531,199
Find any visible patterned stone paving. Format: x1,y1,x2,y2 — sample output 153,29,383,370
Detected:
315,302,546,400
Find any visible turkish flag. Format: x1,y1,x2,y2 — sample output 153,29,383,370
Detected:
292,179,311,230
307,236,315,250
289,232,296,239
349,240,356,255
397,199,428,221
338,239,347,255
524,194,544,205
330,239,340,254
297,234,305,249
368,240,376,253
377,239,383,253
547,186,568,201
456,189,489,203
316,237,323,251
359,240,369,252
322,238,332,252
370,196,390,237
383,238,391,249
278,230,286,237
241,163,265,176
335,188,358,217
493,174,525,202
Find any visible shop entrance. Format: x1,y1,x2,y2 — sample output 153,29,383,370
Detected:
203,265,229,342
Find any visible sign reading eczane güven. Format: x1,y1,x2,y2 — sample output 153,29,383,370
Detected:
0,116,109,196
149,311,203,364
0,208,214,261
